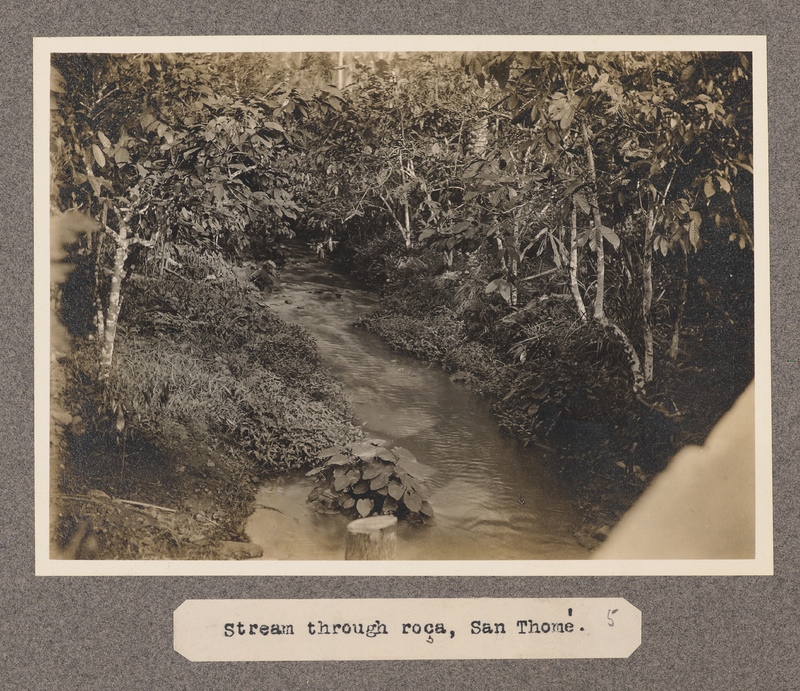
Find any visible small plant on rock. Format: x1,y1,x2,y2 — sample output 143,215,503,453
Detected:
306,439,435,524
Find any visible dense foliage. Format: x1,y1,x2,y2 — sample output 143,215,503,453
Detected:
51,51,756,555
306,439,435,524
293,51,754,445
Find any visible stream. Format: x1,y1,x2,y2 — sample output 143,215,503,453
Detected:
245,253,588,560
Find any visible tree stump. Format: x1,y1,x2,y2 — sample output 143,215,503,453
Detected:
345,515,397,560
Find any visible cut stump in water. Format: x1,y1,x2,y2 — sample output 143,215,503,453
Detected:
345,515,397,560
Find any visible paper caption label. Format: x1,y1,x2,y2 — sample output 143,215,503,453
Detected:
174,598,640,661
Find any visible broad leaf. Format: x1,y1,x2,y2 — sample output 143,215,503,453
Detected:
387,481,405,501
688,210,702,249
114,147,130,165
375,448,398,462
404,491,423,513
485,278,512,303
600,225,621,250
352,480,370,495
418,228,436,242
91,144,106,168
361,463,384,480
349,441,378,459
356,498,374,518
370,473,390,491
333,473,351,492
393,447,416,463
573,193,590,215
325,454,351,466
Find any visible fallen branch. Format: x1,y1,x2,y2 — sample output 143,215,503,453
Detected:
56,493,178,513
115,498,178,513
636,394,683,419
520,267,558,282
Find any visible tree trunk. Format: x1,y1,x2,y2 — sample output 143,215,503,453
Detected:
669,248,689,360
470,115,489,156
605,321,647,394
581,121,605,321
93,233,106,343
378,193,411,248
345,515,397,560
398,148,412,248
642,209,655,382
509,219,520,307
569,200,587,321
580,122,644,393
99,220,129,379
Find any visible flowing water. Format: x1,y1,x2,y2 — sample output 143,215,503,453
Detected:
245,253,588,560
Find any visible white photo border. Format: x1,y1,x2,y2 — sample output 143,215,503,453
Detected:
34,34,772,576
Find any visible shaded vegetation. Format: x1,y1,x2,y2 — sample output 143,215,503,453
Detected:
306,439,435,524
49,49,756,557
54,260,360,559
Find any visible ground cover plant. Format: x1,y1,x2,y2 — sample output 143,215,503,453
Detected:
306,439,435,524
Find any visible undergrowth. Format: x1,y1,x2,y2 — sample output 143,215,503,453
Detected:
55,260,361,559
344,240,752,545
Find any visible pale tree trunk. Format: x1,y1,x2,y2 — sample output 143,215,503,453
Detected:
397,122,412,248
508,218,520,307
669,248,689,360
99,218,129,379
581,121,605,321
569,199,587,321
93,232,106,343
581,121,645,393
605,321,647,394
98,208,152,379
642,209,655,382
378,193,412,249
470,115,488,156
400,150,411,246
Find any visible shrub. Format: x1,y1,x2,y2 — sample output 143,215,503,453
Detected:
306,439,435,524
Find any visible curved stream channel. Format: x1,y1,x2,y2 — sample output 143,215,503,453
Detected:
246,253,588,560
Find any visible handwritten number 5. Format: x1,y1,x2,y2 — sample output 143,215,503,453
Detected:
607,608,619,627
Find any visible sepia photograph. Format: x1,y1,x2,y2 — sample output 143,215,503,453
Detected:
35,36,771,575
